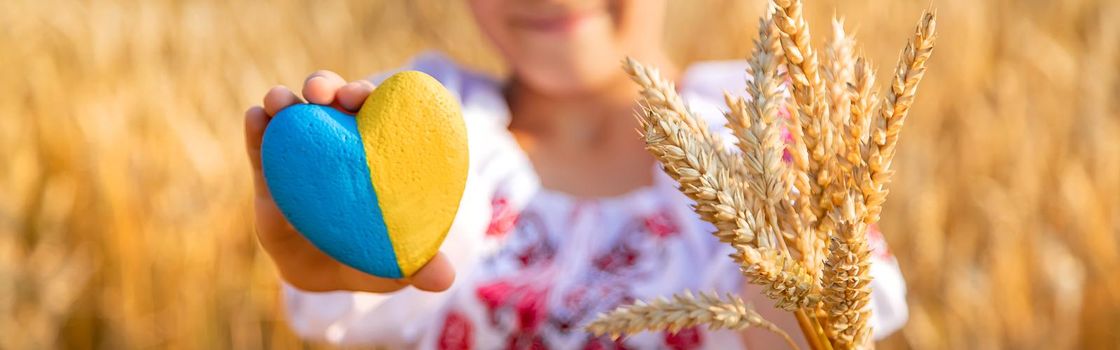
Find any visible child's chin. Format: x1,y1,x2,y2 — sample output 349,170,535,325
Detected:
519,60,621,94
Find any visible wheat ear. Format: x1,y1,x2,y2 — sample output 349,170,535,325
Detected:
726,16,792,209
586,291,798,349
820,18,860,217
739,246,821,311
623,57,705,138
772,0,839,232
821,198,875,348
755,14,822,275
864,10,937,222
639,108,817,306
726,94,802,251
638,108,758,246
819,51,893,350
724,15,815,266
623,58,749,177
841,57,878,223
846,58,878,167
819,14,937,345
822,18,857,130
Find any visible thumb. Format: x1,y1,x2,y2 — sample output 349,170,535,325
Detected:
341,252,456,293
337,80,376,113
406,252,456,292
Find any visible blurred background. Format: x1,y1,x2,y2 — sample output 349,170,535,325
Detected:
1,0,1118,348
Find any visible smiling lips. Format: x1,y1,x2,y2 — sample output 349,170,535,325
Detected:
513,10,604,34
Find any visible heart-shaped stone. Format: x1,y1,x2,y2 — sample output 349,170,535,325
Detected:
261,71,468,279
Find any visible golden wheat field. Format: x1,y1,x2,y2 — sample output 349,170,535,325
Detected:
1,0,1118,349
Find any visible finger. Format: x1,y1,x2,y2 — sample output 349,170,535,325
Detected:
244,106,268,171
405,252,456,292
336,264,410,293
244,106,268,167
263,86,302,116
245,106,276,200
336,252,455,293
303,70,347,105
262,226,391,293
337,80,375,112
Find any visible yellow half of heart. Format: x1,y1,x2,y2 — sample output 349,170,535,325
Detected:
355,71,468,277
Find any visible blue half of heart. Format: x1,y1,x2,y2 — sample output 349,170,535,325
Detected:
260,104,402,279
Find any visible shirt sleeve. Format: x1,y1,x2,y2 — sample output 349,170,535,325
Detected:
866,226,909,339
279,52,500,347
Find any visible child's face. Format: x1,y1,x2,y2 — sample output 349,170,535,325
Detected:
467,0,667,95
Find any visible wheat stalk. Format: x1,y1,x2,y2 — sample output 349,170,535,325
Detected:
587,291,798,349
739,246,821,310
772,0,838,232
820,18,859,221
820,12,935,349
726,17,793,211
638,107,818,305
624,57,706,139
592,4,937,350
623,58,751,180
638,109,757,245
819,16,937,345
820,198,875,347
839,58,879,226
864,10,937,222
726,94,803,252
724,15,824,279
752,14,827,278
846,58,878,168
822,18,857,130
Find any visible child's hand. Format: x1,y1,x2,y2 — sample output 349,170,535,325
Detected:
244,70,456,293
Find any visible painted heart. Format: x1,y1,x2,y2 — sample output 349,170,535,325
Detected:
260,71,468,279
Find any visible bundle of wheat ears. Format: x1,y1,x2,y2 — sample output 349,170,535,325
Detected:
585,1,936,349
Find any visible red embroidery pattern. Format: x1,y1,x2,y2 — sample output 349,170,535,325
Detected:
476,278,553,345
467,195,709,348
438,310,474,350
502,212,555,267
664,327,704,350
643,210,680,238
487,196,520,238
506,332,548,350
514,288,549,331
593,243,640,273
549,286,622,335
477,280,517,326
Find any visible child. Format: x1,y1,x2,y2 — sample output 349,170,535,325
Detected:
243,1,908,348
